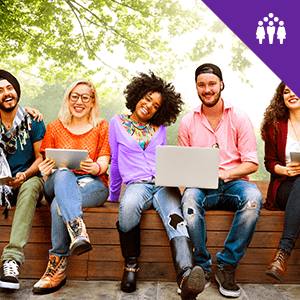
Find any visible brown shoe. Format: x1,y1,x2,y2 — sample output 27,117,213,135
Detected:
66,217,92,256
266,249,289,282
33,254,67,294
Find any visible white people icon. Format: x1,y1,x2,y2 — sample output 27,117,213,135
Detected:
256,13,286,44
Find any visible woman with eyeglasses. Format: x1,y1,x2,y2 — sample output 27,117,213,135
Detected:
109,71,205,300
32,80,110,295
261,82,300,282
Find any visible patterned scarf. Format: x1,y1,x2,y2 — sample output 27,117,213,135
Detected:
0,105,32,155
0,105,31,217
0,148,13,215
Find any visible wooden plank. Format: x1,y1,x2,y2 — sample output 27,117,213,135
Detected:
18,259,88,280
87,261,176,281
89,245,173,263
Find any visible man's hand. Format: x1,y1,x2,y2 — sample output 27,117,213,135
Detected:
5,172,26,188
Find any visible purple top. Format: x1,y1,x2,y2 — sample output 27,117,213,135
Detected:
109,115,166,202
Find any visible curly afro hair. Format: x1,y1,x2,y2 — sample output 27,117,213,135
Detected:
124,71,184,127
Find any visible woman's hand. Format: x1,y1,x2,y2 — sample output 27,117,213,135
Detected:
286,162,300,177
80,158,99,175
39,158,55,176
24,107,43,122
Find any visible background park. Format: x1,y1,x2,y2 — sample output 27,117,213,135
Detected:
0,0,282,181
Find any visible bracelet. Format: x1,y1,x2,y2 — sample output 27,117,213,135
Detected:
20,172,27,181
95,162,102,176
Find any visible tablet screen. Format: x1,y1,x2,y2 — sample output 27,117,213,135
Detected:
45,148,89,170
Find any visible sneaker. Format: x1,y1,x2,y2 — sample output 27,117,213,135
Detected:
177,271,211,295
215,265,241,298
0,260,20,289
32,254,67,294
180,266,205,300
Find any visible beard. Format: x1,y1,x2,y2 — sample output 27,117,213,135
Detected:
198,90,221,108
0,95,18,112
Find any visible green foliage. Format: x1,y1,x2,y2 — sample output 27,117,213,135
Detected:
0,0,203,81
249,128,270,181
0,0,253,83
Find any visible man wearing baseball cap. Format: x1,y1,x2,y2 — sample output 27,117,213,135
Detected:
0,70,46,290
178,63,262,297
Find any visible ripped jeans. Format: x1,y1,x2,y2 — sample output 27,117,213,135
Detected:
182,179,262,273
44,168,109,257
118,180,189,240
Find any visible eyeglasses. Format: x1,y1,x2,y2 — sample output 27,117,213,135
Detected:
69,93,92,103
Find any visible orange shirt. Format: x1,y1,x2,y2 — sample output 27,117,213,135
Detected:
40,119,110,186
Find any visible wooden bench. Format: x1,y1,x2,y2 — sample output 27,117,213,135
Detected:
1,181,299,284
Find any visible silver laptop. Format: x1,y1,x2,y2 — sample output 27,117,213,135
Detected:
155,146,220,189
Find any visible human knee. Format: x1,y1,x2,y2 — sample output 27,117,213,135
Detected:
167,213,189,237
182,189,204,217
53,168,74,183
240,187,263,212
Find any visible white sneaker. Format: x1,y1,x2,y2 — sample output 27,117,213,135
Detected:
0,260,20,289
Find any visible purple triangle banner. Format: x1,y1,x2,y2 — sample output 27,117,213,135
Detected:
202,0,299,96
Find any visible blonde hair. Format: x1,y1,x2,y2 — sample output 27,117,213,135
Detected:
58,80,102,127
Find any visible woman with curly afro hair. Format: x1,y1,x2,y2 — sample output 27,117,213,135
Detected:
261,82,300,282
109,71,205,299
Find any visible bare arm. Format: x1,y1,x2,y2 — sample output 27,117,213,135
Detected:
275,162,300,177
6,140,43,188
80,155,110,175
219,161,258,181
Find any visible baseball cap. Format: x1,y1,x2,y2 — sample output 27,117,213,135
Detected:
195,63,224,90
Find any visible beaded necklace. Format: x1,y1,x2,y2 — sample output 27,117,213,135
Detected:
120,114,157,150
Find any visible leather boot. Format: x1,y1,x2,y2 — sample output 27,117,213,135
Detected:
33,254,67,294
66,217,92,256
266,248,290,282
117,221,140,293
170,236,205,300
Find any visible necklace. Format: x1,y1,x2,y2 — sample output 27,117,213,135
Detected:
129,115,149,130
1,121,11,129
290,119,300,150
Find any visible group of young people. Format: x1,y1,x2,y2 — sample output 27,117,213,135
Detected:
0,64,299,300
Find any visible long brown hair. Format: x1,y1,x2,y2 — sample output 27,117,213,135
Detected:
261,82,289,141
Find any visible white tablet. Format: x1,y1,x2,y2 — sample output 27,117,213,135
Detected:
45,148,89,170
290,152,300,163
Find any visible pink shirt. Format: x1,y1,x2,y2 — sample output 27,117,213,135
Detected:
178,100,258,181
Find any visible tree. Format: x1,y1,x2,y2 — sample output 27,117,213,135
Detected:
0,0,251,83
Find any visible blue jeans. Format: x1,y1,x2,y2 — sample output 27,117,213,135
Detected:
44,168,109,257
182,179,262,273
119,180,189,240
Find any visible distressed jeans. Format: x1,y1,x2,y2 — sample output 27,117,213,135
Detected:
118,180,189,240
182,179,262,273
44,168,109,257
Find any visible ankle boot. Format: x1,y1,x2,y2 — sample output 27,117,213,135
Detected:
266,248,290,282
170,236,205,300
33,254,67,294
66,217,92,256
117,221,140,293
